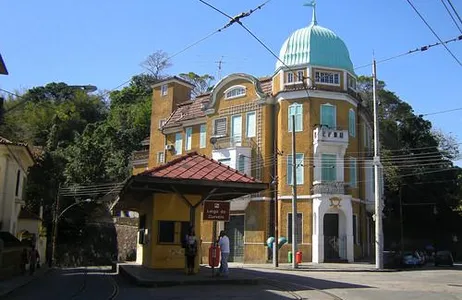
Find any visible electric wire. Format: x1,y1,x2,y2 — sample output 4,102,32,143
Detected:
447,0,462,26
440,0,462,33
405,0,462,66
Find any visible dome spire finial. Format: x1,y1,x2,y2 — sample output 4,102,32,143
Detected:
303,0,317,25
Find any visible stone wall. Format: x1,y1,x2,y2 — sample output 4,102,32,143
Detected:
114,217,138,262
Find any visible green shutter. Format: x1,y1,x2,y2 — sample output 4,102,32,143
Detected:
287,155,293,185
350,158,357,187
321,154,336,181
321,104,336,128
349,110,355,137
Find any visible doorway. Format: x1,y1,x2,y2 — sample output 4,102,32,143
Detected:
224,215,245,262
324,213,340,261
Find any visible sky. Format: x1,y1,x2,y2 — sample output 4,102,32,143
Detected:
1,0,462,161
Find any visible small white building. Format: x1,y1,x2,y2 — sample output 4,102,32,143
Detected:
0,136,34,235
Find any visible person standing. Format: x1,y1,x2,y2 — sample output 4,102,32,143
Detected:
218,230,230,276
29,247,39,275
184,227,198,275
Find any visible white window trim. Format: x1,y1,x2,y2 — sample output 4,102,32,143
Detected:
320,103,337,129
199,124,207,149
224,85,247,100
161,84,168,96
314,71,341,86
287,212,303,244
157,151,165,164
288,103,303,133
175,132,183,155
349,109,356,137
285,70,305,85
287,153,304,186
212,117,228,137
246,111,256,138
185,127,192,151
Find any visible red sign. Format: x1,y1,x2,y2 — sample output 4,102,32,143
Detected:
203,201,230,221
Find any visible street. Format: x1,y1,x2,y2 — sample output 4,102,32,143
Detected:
4,265,462,299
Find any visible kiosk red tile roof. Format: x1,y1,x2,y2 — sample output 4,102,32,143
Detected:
139,151,260,183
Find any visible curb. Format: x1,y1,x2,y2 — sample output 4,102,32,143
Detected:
119,266,260,288
0,268,54,299
241,265,402,273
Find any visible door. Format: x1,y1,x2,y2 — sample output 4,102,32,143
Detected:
231,115,242,145
324,213,340,261
224,215,245,262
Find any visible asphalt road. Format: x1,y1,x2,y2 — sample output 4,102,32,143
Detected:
5,265,462,299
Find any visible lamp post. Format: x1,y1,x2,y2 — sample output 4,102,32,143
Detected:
51,198,92,267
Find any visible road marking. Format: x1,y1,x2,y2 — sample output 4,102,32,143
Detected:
107,273,119,299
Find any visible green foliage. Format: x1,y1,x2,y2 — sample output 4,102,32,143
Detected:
358,76,462,243
178,72,215,97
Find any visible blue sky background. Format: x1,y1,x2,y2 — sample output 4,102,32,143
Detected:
1,0,462,161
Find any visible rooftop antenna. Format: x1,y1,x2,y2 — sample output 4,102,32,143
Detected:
215,56,225,80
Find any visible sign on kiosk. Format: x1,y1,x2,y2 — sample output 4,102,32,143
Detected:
203,201,230,221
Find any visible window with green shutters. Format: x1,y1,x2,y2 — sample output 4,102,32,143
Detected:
237,155,246,173
321,154,336,182
349,109,356,137
320,104,336,128
175,132,183,155
288,103,303,132
185,127,192,150
200,124,206,148
287,154,304,185
349,157,357,187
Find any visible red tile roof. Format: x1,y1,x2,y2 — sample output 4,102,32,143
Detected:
259,77,272,94
163,95,209,129
139,151,261,183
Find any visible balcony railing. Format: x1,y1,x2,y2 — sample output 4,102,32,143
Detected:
313,126,349,144
132,150,149,166
211,136,256,149
312,181,345,195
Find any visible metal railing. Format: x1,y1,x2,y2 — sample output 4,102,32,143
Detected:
313,126,349,144
312,181,346,194
211,136,257,149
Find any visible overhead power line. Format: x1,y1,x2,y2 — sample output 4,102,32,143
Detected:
440,0,462,34
447,0,462,26
405,0,462,67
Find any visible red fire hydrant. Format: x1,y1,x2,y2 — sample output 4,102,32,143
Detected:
295,251,303,264
209,245,221,267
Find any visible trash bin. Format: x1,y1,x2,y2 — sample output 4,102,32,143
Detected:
288,251,293,263
296,251,302,264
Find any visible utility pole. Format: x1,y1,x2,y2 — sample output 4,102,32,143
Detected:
372,59,383,269
273,131,279,268
51,184,60,268
291,115,298,269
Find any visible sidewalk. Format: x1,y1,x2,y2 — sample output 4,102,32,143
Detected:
119,263,260,287
230,262,398,272
0,266,52,298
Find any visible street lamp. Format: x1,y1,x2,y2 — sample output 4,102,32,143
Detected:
50,198,92,267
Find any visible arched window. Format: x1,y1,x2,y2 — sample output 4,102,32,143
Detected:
349,109,356,137
224,85,246,99
288,103,303,132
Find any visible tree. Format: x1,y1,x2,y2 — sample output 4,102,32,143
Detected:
358,76,462,247
179,72,215,98
140,50,172,80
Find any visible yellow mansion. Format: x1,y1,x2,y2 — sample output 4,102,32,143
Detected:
131,9,378,264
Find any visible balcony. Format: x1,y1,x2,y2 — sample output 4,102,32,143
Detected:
132,150,149,166
312,181,346,195
313,126,349,145
211,136,257,150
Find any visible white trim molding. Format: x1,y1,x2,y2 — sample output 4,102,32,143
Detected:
276,90,358,107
